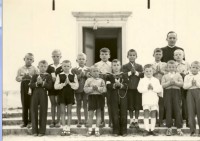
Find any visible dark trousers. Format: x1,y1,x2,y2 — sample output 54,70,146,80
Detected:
20,80,31,125
164,89,182,128
101,91,112,124
111,90,127,135
181,88,188,120
158,97,165,124
31,88,48,134
187,89,200,133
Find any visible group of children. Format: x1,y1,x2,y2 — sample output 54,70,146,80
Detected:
16,33,200,137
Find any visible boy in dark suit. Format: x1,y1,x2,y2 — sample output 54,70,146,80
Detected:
122,49,143,129
30,60,53,136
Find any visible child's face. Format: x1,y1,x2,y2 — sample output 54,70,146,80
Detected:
77,55,86,67
190,64,199,75
144,67,153,78
38,63,48,73
154,52,163,61
112,62,121,72
174,52,184,62
166,33,177,46
167,64,176,72
91,68,100,78
127,52,137,62
100,52,110,62
24,55,34,67
62,62,71,73
52,52,61,64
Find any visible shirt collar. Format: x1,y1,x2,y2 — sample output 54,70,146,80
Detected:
101,60,110,65
60,70,73,75
176,61,186,65
51,63,62,69
23,65,32,69
168,45,175,48
78,66,87,71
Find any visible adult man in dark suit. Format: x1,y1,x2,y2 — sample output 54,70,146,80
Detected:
161,31,184,63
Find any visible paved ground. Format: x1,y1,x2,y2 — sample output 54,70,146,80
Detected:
3,134,200,141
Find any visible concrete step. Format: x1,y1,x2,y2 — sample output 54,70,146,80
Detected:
3,135,200,141
2,108,145,118
3,125,198,136
3,116,146,125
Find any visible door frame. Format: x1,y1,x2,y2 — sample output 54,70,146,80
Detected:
72,12,132,64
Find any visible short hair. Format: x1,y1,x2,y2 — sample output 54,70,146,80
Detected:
191,61,200,67
167,31,177,38
52,49,61,55
127,49,137,57
153,48,163,55
174,49,184,57
111,59,121,65
100,48,110,53
144,64,153,70
25,53,34,58
77,53,87,59
90,65,99,72
62,60,71,64
167,60,176,66
38,60,48,66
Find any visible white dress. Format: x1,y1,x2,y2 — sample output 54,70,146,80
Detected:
137,76,162,107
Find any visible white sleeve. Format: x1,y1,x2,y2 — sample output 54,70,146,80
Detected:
183,75,192,89
137,79,148,93
54,75,64,90
135,71,139,76
70,75,79,90
128,71,132,76
152,79,162,93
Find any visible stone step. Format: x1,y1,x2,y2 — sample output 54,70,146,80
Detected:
3,116,146,125
3,125,198,136
3,135,200,141
2,109,145,118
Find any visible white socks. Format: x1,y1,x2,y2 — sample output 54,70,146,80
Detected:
130,118,133,124
135,119,138,123
144,118,156,131
144,118,149,131
151,118,156,131
63,125,70,131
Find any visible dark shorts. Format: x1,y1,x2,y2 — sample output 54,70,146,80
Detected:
127,89,142,110
88,95,105,111
58,89,75,105
75,92,88,102
48,89,60,96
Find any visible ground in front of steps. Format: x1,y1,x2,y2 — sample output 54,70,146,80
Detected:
2,134,200,141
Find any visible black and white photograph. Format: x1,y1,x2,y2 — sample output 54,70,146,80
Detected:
2,0,200,140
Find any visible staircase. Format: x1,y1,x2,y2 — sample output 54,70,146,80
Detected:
2,91,200,141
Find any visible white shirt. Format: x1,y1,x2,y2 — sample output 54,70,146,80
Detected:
183,72,200,89
137,76,163,106
95,60,112,74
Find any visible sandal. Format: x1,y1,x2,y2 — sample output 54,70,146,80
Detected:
65,130,71,136
86,131,92,137
95,131,100,137
60,130,67,136
49,122,55,128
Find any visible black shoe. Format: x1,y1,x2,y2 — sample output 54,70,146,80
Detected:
134,122,139,129
20,124,27,128
151,130,158,136
99,122,105,128
190,132,195,137
122,134,127,137
38,134,44,137
143,130,150,136
33,133,38,136
129,122,135,128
